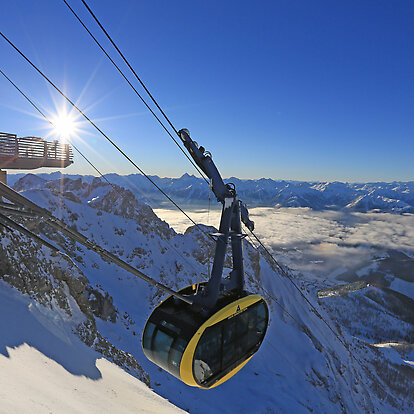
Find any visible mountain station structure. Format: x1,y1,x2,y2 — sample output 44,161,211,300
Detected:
0,131,73,185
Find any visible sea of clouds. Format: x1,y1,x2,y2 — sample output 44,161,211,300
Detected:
154,207,414,281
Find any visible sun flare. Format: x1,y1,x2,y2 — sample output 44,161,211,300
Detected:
51,110,79,141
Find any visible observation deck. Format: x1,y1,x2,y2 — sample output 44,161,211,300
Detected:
0,132,73,170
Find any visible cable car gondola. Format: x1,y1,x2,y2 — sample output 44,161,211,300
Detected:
143,283,268,389
142,129,269,388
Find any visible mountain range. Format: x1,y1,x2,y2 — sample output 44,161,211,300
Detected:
8,172,414,213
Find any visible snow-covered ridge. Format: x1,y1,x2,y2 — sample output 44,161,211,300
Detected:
9,172,414,213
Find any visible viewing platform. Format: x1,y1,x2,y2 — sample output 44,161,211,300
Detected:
0,132,73,170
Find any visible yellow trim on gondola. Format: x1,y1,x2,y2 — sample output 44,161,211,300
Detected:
180,294,263,389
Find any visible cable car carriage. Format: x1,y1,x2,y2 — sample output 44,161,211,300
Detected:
142,129,269,389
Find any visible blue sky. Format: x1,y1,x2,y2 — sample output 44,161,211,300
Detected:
0,0,413,182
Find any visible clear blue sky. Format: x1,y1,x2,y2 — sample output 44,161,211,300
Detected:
0,0,413,182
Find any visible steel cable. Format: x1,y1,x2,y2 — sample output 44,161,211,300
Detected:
0,68,206,282
0,69,112,187
0,31,214,244
63,0,209,185
245,226,371,370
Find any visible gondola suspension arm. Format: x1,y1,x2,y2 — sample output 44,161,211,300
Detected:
178,129,254,309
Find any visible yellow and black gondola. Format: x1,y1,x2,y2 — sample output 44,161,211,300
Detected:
142,129,269,388
142,283,269,389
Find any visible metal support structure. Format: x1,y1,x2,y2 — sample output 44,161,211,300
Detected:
0,132,73,169
179,129,254,309
229,200,245,291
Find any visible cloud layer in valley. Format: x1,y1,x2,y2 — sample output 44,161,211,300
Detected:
154,207,414,280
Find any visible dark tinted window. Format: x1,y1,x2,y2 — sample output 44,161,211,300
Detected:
169,337,187,377
193,324,222,383
143,322,188,379
142,322,156,354
258,303,266,319
223,301,268,368
246,302,267,350
193,300,268,385
222,318,236,366
152,329,174,370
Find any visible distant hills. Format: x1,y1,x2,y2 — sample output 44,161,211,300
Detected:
8,172,414,213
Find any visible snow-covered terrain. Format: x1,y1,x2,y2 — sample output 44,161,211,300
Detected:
0,174,413,413
9,172,414,213
0,282,184,414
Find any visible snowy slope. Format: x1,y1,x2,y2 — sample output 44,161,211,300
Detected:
1,174,413,413
0,281,184,414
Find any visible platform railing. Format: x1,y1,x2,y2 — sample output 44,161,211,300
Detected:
0,133,73,162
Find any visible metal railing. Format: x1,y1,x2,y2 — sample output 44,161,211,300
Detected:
0,132,73,163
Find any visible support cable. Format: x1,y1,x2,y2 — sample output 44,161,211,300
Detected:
246,226,368,367
63,0,209,185
0,68,206,281
0,212,59,252
0,181,192,304
0,69,112,187
0,32,213,243
80,1,179,137
0,222,13,233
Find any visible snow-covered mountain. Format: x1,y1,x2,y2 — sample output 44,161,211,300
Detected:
1,174,413,413
316,249,414,359
8,172,414,213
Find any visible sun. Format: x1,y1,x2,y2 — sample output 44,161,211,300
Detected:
51,110,79,141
